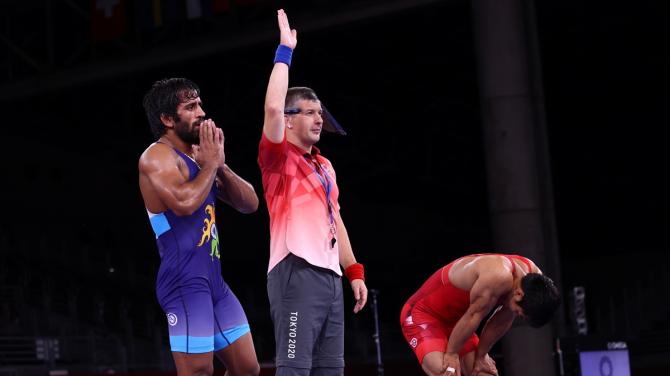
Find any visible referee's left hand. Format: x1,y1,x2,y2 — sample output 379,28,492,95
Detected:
351,279,368,313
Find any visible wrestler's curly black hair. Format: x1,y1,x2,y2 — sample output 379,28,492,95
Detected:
518,273,561,328
143,78,200,138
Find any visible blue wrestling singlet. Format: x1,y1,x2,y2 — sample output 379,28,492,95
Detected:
147,146,249,353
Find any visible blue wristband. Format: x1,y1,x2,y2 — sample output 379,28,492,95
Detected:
274,45,293,67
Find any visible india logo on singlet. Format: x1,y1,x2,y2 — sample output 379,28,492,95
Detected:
197,204,220,259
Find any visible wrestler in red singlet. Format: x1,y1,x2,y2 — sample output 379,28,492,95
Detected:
400,253,533,363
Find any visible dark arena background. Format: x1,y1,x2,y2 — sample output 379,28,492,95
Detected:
1,0,669,375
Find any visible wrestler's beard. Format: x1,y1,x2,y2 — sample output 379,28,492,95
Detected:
174,117,202,145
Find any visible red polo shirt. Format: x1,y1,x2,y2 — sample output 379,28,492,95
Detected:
258,133,342,275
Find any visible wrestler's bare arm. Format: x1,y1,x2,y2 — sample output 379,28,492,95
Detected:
477,305,515,356
216,164,258,214
443,270,512,375
139,123,221,215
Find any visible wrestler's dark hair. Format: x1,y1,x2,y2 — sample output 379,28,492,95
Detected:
518,273,561,328
143,78,200,138
285,86,320,109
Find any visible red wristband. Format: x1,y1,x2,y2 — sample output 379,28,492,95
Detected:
344,263,365,282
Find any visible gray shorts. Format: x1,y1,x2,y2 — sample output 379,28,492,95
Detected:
267,253,345,374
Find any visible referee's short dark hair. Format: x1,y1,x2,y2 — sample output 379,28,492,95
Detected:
285,87,319,109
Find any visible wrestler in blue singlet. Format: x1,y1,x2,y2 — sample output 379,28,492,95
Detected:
147,146,249,353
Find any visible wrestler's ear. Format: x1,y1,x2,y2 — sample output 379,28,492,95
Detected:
160,113,175,129
514,287,525,302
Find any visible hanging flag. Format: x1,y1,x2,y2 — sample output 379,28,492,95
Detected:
91,0,127,41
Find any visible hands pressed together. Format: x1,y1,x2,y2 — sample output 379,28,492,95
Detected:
193,119,225,169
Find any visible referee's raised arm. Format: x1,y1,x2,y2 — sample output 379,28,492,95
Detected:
263,9,297,143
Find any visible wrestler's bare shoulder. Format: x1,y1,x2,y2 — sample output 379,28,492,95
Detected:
447,255,510,290
139,142,178,170
141,142,174,160
452,254,509,271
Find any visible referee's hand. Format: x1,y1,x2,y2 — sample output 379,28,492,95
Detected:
277,9,297,49
351,279,368,313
